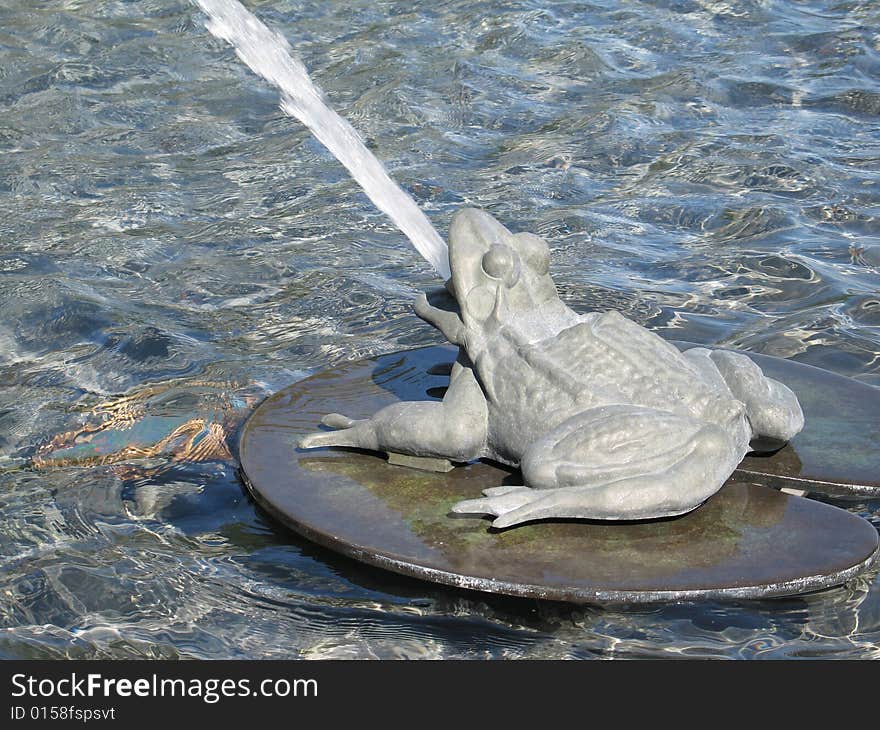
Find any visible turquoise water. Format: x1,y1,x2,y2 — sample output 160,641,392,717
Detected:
1,0,879,658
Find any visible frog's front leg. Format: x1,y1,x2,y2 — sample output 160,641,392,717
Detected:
299,354,488,463
452,405,747,528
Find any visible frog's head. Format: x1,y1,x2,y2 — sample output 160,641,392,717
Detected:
446,208,563,332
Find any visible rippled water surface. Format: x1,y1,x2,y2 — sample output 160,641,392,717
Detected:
2,0,880,659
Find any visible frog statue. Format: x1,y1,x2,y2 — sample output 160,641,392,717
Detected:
300,209,804,528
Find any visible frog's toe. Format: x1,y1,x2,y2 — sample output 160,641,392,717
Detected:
490,501,554,529
298,414,370,449
321,413,357,429
450,488,537,518
298,429,348,449
482,485,531,497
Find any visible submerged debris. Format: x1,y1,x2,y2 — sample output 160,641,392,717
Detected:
31,380,261,470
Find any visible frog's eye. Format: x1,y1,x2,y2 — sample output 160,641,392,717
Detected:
515,233,550,275
480,244,520,287
530,246,550,275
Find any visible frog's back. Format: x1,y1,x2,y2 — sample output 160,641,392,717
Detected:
486,310,728,421
475,310,736,461
548,311,724,413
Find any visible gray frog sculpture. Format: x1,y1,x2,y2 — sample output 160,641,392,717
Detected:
300,209,804,528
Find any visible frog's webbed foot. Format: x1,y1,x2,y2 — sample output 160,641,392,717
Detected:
452,486,536,520
452,405,748,528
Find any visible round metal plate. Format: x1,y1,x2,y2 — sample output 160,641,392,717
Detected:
238,346,879,604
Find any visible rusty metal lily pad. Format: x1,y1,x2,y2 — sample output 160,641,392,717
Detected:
238,345,880,603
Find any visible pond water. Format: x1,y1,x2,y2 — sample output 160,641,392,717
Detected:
1,0,879,659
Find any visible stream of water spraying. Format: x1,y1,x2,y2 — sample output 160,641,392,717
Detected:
194,0,451,280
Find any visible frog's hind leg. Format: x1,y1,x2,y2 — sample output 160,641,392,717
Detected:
452,405,746,528
708,350,804,443
299,358,488,463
